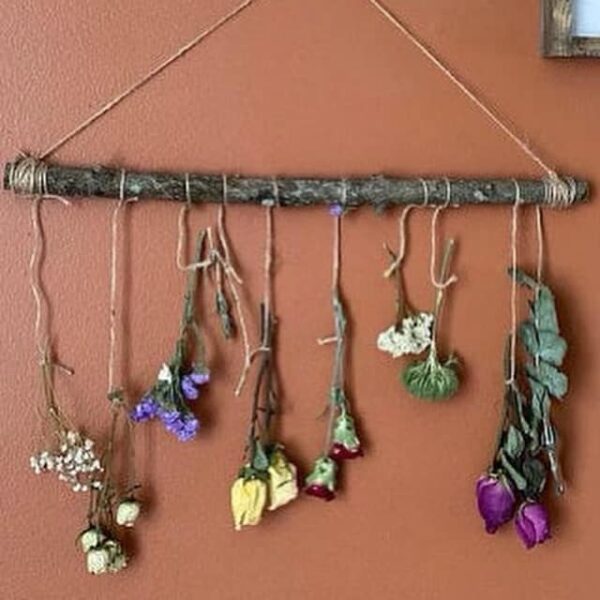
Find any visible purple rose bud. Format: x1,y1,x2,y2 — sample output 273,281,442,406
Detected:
190,370,210,386
129,396,158,423
329,203,344,217
181,376,199,401
476,474,516,534
515,501,551,549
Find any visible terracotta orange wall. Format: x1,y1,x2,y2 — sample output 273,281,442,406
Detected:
2,1,600,598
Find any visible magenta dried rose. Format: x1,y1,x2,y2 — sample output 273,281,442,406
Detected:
515,501,551,549
476,473,516,534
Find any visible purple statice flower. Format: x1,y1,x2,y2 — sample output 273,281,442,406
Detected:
181,375,199,401
130,396,159,423
190,370,210,386
476,473,516,534
175,415,199,442
515,501,551,549
158,408,199,442
329,203,344,217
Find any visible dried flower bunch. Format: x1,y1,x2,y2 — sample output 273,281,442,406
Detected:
305,207,363,502
401,239,460,400
29,352,105,494
230,305,299,530
79,391,142,575
131,232,210,441
477,269,568,549
378,217,460,401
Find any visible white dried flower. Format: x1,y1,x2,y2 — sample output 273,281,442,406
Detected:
87,546,111,575
157,363,173,383
29,430,103,493
115,498,141,528
78,527,106,553
377,312,434,358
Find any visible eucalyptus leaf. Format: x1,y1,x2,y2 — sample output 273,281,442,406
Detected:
531,287,560,334
503,425,525,459
522,457,547,496
527,362,568,399
499,450,528,492
519,323,567,366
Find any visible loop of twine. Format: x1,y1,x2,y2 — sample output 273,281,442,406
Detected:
505,179,521,386
543,175,577,209
430,179,458,290
107,171,137,396
234,181,277,395
383,178,432,279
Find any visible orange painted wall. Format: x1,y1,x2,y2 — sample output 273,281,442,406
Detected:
2,1,600,599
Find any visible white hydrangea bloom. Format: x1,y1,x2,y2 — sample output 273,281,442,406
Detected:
377,312,434,358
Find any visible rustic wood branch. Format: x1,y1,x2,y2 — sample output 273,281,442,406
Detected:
542,0,600,58
3,160,589,208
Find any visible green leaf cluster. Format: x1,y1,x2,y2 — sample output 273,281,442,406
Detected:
402,350,459,401
494,269,568,499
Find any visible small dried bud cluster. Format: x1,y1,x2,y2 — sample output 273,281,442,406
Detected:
78,527,128,575
30,430,103,493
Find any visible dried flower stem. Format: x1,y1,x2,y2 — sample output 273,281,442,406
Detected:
430,239,456,350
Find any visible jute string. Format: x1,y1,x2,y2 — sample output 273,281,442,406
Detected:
107,171,137,395
430,179,458,290
506,180,521,385
234,184,277,395
384,178,430,279
39,0,257,160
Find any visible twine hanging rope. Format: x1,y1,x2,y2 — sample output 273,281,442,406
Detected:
28,191,71,362
383,178,431,279
367,0,577,207
430,179,458,290
107,171,137,395
506,180,521,385
233,183,277,395
39,0,257,160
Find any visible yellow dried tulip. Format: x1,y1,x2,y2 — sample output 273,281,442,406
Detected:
267,450,299,511
230,476,267,531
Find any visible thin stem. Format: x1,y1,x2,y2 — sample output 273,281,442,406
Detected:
431,239,456,346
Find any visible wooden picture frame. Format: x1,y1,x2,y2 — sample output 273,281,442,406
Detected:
542,0,600,57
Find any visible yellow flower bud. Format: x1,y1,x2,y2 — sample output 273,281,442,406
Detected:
230,476,267,531
267,450,298,511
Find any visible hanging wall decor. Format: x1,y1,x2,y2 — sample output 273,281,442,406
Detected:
476,192,568,549
305,197,364,502
8,0,592,570
230,193,300,530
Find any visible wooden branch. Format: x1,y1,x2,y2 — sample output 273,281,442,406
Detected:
3,160,589,208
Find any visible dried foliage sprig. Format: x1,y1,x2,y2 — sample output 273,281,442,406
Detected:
305,206,363,502
130,232,210,441
476,268,568,549
79,392,136,575
231,203,299,531
402,239,460,400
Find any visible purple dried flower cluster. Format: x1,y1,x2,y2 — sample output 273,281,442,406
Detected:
130,368,210,442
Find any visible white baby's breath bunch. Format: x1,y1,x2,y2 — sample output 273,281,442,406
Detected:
30,430,103,493
377,312,434,358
